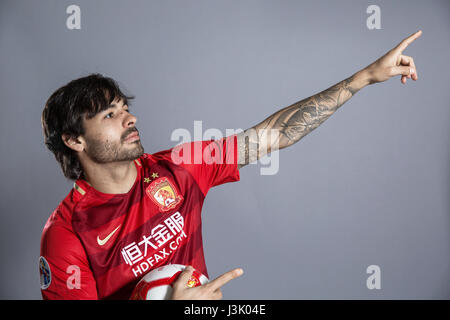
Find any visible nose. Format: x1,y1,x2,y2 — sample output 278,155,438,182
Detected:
122,110,137,128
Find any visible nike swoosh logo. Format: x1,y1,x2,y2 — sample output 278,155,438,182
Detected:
97,225,121,246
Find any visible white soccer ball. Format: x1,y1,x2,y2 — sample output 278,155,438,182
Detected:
130,264,209,300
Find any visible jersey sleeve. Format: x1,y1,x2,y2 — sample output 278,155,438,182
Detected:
152,134,240,196
40,221,98,300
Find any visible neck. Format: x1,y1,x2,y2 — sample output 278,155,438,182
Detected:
82,159,137,194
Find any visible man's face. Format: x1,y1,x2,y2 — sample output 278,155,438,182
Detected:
81,97,144,163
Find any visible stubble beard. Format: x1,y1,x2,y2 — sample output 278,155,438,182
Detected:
84,135,144,164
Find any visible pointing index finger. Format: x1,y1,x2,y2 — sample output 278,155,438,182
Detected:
207,268,244,291
395,30,422,53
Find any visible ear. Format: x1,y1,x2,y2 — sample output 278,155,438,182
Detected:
62,133,85,152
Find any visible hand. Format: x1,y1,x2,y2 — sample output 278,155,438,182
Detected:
170,266,244,300
364,30,422,85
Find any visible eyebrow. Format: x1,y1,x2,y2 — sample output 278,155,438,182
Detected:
108,98,129,109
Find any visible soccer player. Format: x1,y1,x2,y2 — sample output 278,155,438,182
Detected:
40,30,421,299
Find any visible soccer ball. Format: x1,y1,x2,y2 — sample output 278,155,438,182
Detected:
130,264,209,300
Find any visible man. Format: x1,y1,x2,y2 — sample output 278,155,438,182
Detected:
40,30,421,299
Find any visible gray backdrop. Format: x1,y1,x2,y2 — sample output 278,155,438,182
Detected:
0,0,449,299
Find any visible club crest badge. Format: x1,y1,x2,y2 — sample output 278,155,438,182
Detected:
146,177,183,212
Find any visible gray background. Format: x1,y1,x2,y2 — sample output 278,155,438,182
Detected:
0,0,449,299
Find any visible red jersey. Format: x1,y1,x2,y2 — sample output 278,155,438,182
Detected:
39,135,240,299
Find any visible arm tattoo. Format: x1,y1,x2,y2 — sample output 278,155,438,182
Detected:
237,74,362,169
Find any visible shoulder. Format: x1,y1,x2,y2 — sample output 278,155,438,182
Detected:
40,186,84,254
147,135,239,166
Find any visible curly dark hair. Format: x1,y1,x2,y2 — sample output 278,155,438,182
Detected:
41,73,135,180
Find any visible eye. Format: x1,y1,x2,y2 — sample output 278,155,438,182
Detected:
104,112,114,119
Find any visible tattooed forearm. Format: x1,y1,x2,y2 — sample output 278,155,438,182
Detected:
237,71,369,169
270,74,360,147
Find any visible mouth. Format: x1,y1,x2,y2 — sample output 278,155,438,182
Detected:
124,131,140,143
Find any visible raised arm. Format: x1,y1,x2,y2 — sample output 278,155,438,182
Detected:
236,30,422,169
